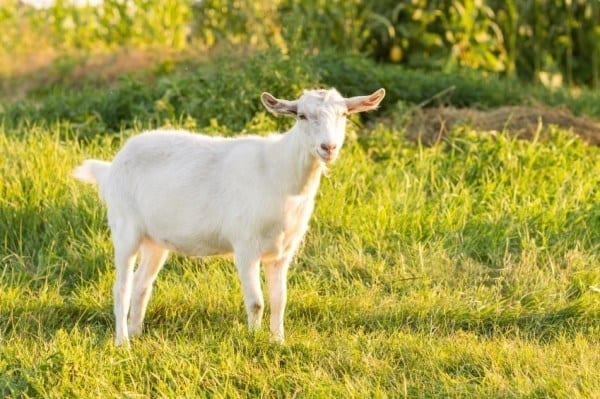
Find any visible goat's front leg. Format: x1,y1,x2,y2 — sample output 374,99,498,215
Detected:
234,249,264,332
264,256,291,342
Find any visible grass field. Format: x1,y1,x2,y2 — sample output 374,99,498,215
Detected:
1,114,599,397
2,1,600,395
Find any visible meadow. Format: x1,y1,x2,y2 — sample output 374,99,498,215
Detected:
2,73,599,397
1,1,600,397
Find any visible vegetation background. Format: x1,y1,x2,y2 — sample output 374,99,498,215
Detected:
1,0,599,397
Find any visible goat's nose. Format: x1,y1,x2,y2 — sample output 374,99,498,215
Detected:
320,143,337,153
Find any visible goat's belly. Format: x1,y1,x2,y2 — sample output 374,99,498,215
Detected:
150,233,233,256
137,195,233,256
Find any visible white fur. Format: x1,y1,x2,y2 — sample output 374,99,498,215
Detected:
73,88,385,346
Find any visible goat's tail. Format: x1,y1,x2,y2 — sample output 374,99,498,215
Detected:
73,159,111,187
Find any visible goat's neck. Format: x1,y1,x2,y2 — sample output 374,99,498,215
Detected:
275,125,324,197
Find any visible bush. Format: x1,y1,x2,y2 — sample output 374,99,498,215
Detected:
3,50,599,140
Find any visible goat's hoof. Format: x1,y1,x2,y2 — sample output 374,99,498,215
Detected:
128,324,143,338
114,336,130,348
115,341,130,349
271,333,285,344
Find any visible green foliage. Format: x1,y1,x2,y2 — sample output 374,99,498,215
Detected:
186,0,600,86
2,50,600,142
492,0,600,86
0,0,190,57
191,0,284,49
1,50,317,137
367,0,600,86
278,0,372,54
190,0,372,54
367,0,507,72
3,0,599,87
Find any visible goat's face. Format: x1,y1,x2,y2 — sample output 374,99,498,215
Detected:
261,88,386,164
295,89,347,163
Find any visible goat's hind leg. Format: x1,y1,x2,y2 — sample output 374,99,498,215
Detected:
111,222,142,347
128,240,169,338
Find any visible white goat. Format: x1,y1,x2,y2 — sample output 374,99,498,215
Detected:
73,87,385,346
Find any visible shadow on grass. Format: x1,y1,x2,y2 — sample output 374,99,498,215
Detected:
291,298,600,343
0,290,243,345
2,286,598,351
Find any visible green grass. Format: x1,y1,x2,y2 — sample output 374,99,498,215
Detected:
1,109,599,397
2,4,599,395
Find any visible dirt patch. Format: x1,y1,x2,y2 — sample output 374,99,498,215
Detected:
405,106,600,146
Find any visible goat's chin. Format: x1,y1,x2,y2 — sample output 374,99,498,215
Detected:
315,151,337,164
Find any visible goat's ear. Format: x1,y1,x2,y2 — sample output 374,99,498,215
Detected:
345,88,386,114
261,92,298,116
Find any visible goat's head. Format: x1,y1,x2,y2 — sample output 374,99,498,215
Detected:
261,88,386,163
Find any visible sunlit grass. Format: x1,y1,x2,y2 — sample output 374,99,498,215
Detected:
1,118,599,397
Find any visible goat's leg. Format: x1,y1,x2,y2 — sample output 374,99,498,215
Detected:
128,240,169,338
234,249,264,332
111,223,141,347
264,256,291,342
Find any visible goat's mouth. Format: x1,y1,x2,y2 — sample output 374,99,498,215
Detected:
316,150,337,163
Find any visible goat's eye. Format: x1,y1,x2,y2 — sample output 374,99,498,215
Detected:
297,113,308,120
